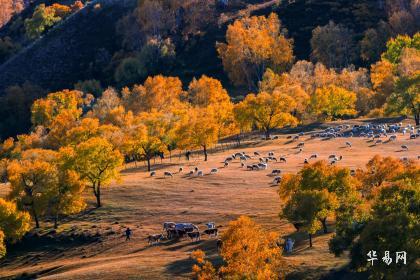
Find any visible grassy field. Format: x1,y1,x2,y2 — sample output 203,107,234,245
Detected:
0,120,418,280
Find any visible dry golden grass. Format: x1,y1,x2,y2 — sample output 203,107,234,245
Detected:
0,120,418,279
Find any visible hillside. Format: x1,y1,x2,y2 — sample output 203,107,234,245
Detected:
1,119,416,279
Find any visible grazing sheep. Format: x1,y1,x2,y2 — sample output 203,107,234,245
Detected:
254,152,260,156
272,176,282,185
225,157,233,162
244,154,252,159
197,170,204,176
297,142,305,148
345,141,352,148
194,167,199,172
164,171,173,178
188,170,194,176
309,154,318,159
389,135,397,141
210,168,219,174
258,163,268,170
279,157,287,163
298,148,303,153
224,161,229,167
328,154,336,159
268,151,275,156
401,157,408,162
246,165,254,170
304,159,309,164
241,162,245,167
375,140,382,145
239,156,247,161
271,169,281,175
179,167,183,173
401,145,408,151
350,169,356,176
293,135,299,141
234,152,244,157
330,160,336,165
150,171,156,177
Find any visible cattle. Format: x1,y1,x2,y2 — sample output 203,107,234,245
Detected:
187,231,201,242
203,228,218,237
148,234,164,245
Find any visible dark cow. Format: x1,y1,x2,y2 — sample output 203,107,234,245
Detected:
203,228,218,237
187,231,201,241
148,234,164,245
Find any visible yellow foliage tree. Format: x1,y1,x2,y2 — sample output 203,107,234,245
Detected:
0,198,31,258
7,149,58,228
310,85,357,120
188,75,237,138
0,198,31,252
217,13,294,90
370,59,396,107
191,216,284,279
0,230,5,259
236,91,298,139
220,216,284,278
176,107,219,161
71,137,123,207
122,75,185,114
128,111,169,171
31,89,83,128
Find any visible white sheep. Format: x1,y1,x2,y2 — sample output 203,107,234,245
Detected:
272,176,282,185
210,168,219,174
309,154,318,159
254,152,260,156
224,161,229,167
150,171,156,177
164,171,173,178
345,141,352,148
179,167,183,173
401,145,408,151
197,170,204,176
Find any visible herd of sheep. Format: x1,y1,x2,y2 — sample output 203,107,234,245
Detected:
149,122,418,182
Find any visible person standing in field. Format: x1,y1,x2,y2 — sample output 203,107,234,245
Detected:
125,227,132,241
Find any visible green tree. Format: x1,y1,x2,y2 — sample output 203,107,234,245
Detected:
24,4,62,39
381,33,420,64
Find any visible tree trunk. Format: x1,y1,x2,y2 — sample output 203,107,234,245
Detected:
147,158,151,172
265,129,271,140
54,212,59,229
309,233,313,247
236,134,241,147
321,218,328,233
95,182,101,208
32,206,40,228
415,112,419,126
203,145,208,161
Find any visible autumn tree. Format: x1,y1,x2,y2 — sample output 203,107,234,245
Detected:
191,216,284,279
7,149,58,228
282,190,337,247
310,85,357,120
176,107,218,161
360,21,390,64
310,21,357,69
31,89,83,128
381,33,419,64
0,198,31,258
217,13,294,90
122,75,185,114
236,91,298,139
72,137,123,207
188,75,236,138
370,59,397,107
386,48,420,125
128,112,169,171
24,4,62,39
